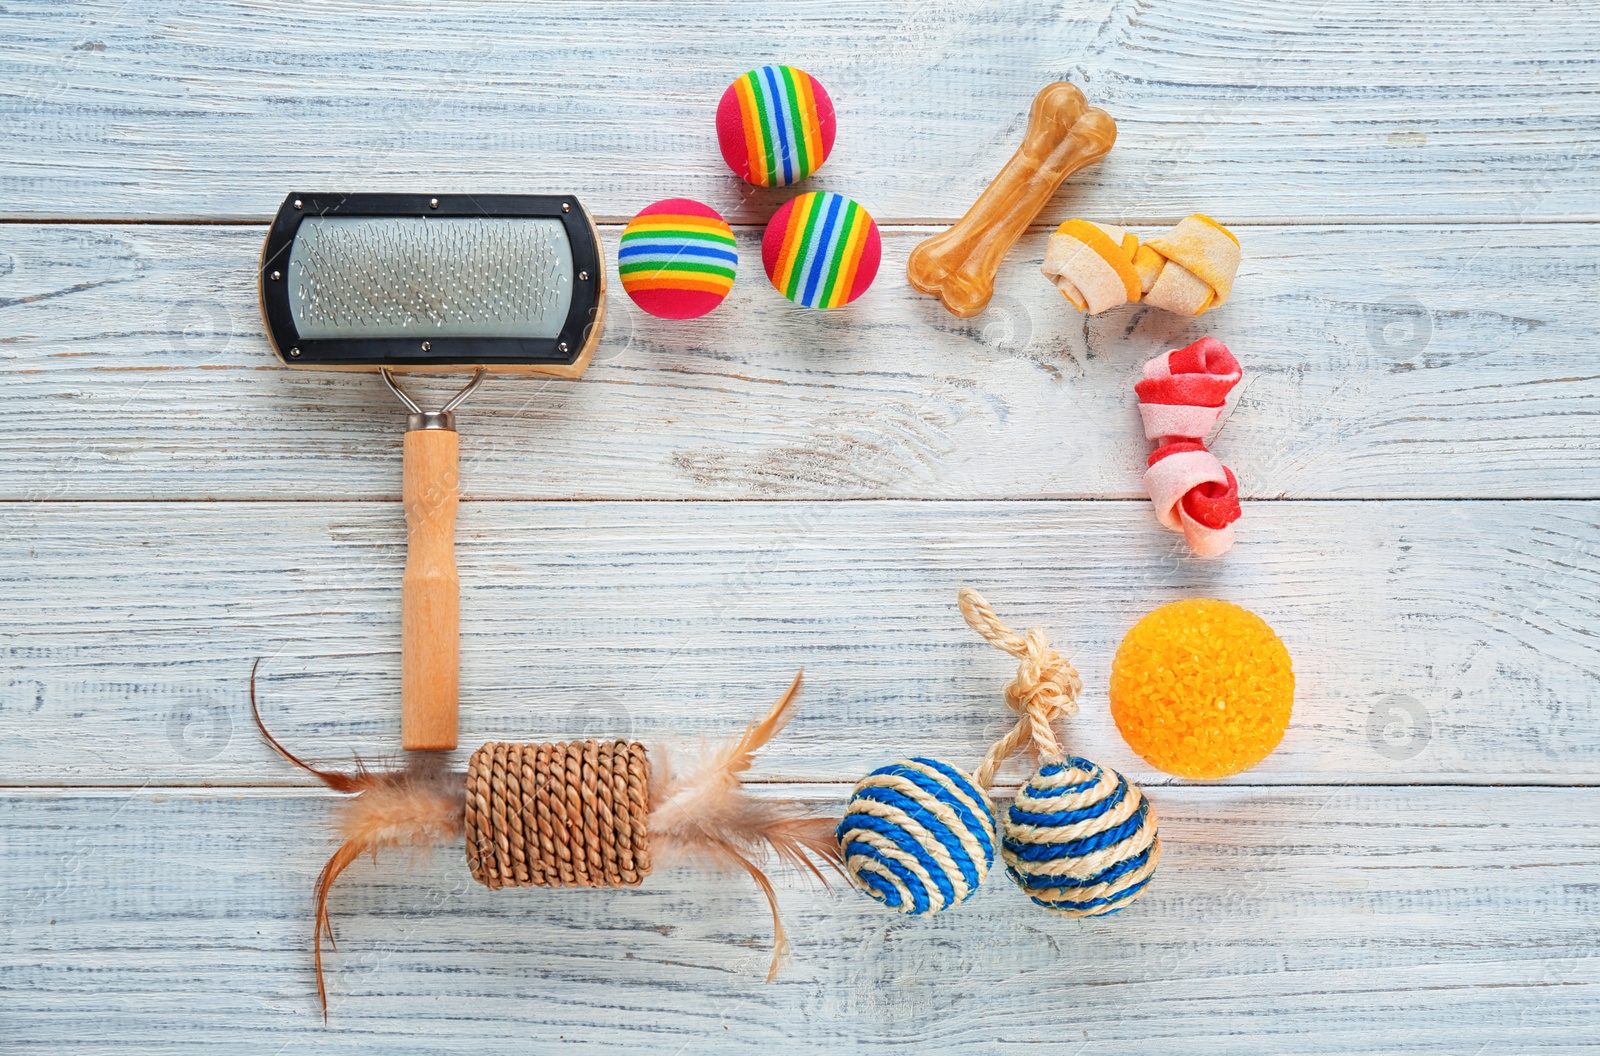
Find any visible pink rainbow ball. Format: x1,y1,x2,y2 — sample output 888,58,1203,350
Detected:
716,65,837,187
761,191,880,309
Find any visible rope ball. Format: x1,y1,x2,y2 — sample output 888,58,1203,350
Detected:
1004,756,1159,916
837,758,997,916
838,588,1161,919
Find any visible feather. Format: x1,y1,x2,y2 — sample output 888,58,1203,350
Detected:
250,662,840,1005
250,661,464,1018
648,671,843,979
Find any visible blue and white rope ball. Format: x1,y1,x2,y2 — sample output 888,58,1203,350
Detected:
1003,756,1160,916
837,758,998,915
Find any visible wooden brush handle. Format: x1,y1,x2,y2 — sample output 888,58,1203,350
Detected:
401,428,460,751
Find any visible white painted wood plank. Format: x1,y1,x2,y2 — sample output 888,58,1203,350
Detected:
4,785,1596,1052
2,1,1597,222
2,0,1593,1039
2,222,1595,500
1,499,1595,785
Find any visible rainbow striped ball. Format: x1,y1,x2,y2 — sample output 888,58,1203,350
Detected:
1003,757,1161,917
761,192,880,309
617,199,738,320
716,65,836,187
837,758,997,916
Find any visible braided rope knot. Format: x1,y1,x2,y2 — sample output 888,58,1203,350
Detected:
959,588,1082,788
1002,627,1082,756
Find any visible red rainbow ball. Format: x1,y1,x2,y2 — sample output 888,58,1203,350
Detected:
716,65,837,187
761,191,880,309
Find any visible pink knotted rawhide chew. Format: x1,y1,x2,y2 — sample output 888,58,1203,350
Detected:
1135,338,1242,558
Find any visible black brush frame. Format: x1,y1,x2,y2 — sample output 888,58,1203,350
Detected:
259,192,602,369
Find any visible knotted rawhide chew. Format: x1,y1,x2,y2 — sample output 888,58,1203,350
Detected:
1039,219,1143,315
959,588,1161,917
465,739,651,890
1041,213,1240,316
1140,214,1240,315
1136,337,1243,558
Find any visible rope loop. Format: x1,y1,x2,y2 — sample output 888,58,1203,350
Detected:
959,588,1082,788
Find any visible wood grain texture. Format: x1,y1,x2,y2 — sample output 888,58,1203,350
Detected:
3,786,1596,1053
2,222,1595,501
4,1,1599,1048
1,499,1595,786
1,0,1597,223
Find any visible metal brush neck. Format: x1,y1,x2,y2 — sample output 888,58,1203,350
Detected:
407,410,456,431
381,368,487,433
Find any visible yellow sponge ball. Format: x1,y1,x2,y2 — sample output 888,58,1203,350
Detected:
1110,599,1294,779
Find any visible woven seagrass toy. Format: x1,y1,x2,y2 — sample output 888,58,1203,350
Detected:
837,589,1161,918
251,667,839,1016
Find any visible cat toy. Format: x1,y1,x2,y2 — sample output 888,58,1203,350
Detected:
251,666,840,1016
837,589,1160,917
618,198,738,319
717,64,836,187
1136,337,1243,557
763,191,882,309
1111,599,1295,778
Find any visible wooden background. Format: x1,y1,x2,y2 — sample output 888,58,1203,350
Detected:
2,1,1597,1051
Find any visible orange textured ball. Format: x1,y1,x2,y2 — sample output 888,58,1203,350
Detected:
1110,599,1294,779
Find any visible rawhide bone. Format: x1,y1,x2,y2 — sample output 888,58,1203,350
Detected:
907,83,1116,318
1135,337,1243,558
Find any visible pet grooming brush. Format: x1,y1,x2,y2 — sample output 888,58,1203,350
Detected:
258,193,606,751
